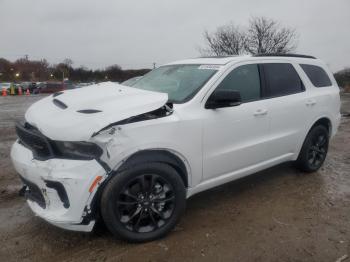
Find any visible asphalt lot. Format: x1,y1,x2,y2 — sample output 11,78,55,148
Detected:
0,94,349,262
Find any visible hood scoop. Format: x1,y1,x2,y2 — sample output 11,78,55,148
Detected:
77,109,102,114
53,99,67,109
53,91,64,97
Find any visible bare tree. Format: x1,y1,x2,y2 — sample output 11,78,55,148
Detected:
245,16,297,54
199,24,246,56
62,58,74,67
55,58,74,80
200,16,297,56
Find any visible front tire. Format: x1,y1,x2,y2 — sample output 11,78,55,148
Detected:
296,125,329,172
100,162,186,242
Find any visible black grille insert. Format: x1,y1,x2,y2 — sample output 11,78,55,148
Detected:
15,122,53,159
19,175,46,209
45,180,70,208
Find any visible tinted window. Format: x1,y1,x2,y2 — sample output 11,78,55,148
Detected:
300,64,332,87
263,63,304,97
216,64,261,102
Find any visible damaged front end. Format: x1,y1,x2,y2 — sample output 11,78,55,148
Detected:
11,83,174,232
24,82,170,141
11,121,107,231
93,103,173,135
15,122,104,161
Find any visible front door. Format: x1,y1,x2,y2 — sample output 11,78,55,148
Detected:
202,63,270,181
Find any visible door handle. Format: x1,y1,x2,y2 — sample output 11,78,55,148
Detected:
253,109,268,116
306,99,316,106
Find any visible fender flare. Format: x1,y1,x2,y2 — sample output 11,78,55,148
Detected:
295,116,332,158
115,149,189,188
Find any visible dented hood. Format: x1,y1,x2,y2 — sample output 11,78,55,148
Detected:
25,82,168,141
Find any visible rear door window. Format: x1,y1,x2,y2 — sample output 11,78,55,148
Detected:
262,63,304,97
300,64,332,87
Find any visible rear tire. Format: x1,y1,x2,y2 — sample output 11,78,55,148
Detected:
296,125,329,172
100,162,186,243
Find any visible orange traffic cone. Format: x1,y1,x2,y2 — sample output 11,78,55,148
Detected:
26,89,30,96
18,87,22,96
1,88,7,97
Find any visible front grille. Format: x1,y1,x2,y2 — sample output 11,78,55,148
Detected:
15,122,53,159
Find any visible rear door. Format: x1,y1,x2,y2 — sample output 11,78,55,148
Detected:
260,62,311,159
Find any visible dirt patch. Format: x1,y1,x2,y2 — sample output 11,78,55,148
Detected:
0,95,349,262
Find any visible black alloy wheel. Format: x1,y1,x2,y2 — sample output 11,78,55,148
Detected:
100,162,186,242
117,174,175,233
307,132,328,170
297,125,329,172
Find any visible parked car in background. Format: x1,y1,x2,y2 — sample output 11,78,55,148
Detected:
75,82,95,88
36,82,65,94
18,82,37,93
122,76,143,86
76,83,87,88
31,82,45,94
63,80,77,90
11,54,340,242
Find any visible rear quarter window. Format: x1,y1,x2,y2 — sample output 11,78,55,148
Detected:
300,64,332,87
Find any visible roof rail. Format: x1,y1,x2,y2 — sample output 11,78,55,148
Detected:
253,53,316,59
199,55,237,59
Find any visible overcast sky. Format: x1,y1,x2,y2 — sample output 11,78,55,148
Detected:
0,0,349,72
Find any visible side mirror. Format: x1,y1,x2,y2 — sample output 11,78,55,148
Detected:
205,89,242,109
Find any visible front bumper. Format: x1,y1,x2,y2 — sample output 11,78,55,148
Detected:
11,140,106,232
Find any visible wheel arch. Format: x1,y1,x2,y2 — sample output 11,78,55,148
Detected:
295,116,331,172
294,116,332,160
309,117,332,137
115,149,190,188
85,149,190,226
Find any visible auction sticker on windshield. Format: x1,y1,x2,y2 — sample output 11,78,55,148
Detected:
198,65,222,70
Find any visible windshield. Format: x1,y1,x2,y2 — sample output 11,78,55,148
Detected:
132,64,218,103
122,76,142,87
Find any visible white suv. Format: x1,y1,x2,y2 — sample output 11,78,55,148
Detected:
11,54,341,242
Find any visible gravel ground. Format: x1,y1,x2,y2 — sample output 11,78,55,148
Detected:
0,94,349,262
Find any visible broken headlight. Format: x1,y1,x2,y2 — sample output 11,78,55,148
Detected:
52,141,103,160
